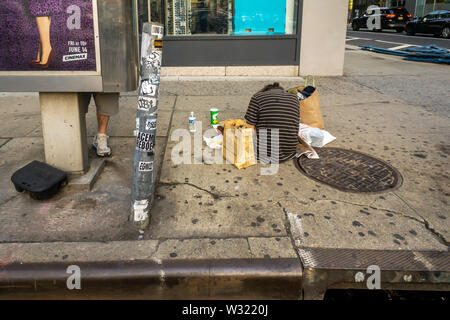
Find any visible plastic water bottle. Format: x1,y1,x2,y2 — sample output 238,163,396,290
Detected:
189,111,196,132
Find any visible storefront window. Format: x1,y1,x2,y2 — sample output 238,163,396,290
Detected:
165,0,299,36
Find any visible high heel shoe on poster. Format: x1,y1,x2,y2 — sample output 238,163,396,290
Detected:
33,50,56,69
28,45,42,66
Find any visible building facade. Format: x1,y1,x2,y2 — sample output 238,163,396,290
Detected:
138,0,302,69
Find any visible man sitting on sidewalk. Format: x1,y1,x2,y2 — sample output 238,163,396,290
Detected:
81,93,119,157
244,82,300,164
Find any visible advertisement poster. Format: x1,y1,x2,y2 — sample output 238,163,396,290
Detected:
0,0,97,71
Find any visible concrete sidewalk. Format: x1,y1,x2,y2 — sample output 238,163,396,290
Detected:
0,49,449,298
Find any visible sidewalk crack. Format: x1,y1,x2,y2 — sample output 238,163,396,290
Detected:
277,202,303,262
315,197,449,247
0,194,20,207
0,138,11,148
393,192,449,247
245,238,255,258
158,181,235,200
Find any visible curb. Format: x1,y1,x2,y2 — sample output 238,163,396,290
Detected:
0,258,303,299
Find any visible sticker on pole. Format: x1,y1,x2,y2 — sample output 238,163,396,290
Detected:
138,161,154,172
145,118,157,131
153,39,163,50
141,81,158,96
136,132,155,152
149,50,161,61
138,96,157,111
133,200,149,222
152,25,164,38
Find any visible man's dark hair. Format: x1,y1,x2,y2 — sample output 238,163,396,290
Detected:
260,82,284,92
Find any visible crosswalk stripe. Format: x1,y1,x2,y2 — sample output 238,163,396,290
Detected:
388,44,415,50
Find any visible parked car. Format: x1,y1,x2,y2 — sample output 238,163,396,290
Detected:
352,7,411,32
405,10,450,38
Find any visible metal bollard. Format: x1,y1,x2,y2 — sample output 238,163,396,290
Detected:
130,22,164,229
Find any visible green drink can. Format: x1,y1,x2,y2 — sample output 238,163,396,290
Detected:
210,108,219,127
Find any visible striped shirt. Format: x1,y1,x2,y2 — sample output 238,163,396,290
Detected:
244,88,299,163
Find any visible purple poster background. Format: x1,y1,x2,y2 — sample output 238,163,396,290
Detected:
0,0,96,71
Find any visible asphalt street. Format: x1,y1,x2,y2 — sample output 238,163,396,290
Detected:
347,28,450,50
345,28,450,118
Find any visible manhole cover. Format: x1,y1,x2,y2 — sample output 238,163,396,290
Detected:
294,147,402,193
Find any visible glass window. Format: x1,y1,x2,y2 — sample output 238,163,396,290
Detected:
151,0,164,23
165,0,299,36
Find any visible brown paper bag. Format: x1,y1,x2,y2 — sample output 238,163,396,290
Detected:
222,119,256,169
288,77,325,130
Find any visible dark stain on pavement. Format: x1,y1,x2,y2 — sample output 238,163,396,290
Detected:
352,221,363,227
360,209,371,216
413,153,427,159
393,234,405,241
437,144,450,155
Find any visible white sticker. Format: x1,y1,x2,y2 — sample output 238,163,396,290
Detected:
136,118,140,129
151,25,164,37
136,131,155,152
133,200,149,222
148,50,161,62
62,53,87,62
138,161,154,172
145,118,157,131
138,96,157,111
141,82,158,96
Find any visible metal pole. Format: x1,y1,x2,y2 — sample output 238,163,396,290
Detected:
130,22,164,229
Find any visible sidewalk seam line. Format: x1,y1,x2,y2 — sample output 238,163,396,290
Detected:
154,95,178,189
277,202,305,264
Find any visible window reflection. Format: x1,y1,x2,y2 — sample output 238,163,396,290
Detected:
165,0,298,36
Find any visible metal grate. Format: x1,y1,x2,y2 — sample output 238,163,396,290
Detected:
298,247,450,272
294,147,403,193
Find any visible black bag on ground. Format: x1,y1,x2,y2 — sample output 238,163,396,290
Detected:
11,161,67,200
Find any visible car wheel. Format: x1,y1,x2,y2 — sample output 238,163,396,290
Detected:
352,22,359,31
441,27,450,38
406,27,415,36
395,28,404,33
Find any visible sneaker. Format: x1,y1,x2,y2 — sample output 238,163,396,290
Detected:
93,133,111,157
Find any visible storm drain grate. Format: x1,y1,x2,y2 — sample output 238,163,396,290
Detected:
294,147,402,193
298,248,450,271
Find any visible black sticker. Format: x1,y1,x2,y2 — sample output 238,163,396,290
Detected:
136,131,155,152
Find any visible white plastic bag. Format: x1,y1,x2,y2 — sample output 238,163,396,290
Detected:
203,134,223,150
299,123,336,147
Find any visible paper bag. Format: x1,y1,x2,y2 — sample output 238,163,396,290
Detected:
222,119,256,169
288,77,325,130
